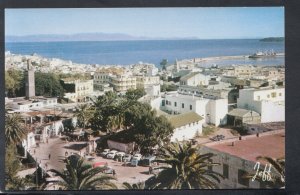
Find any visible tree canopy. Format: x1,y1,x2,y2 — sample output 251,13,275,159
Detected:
146,142,223,189
35,72,64,97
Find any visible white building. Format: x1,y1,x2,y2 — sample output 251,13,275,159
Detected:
10,97,58,112
237,87,285,123
136,76,160,96
180,72,210,86
61,79,94,102
167,112,204,142
161,92,228,126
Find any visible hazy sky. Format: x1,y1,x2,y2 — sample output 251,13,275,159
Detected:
5,7,284,39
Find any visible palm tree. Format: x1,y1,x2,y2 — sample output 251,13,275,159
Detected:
49,155,117,190
5,113,27,146
74,104,94,130
146,142,223,189
123,182,145,190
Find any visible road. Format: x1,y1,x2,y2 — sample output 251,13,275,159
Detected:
29,137,152,189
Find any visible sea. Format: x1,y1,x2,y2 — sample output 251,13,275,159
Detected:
5,39,285,67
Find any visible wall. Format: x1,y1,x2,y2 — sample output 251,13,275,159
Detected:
260,101,285,122
171,120,203,142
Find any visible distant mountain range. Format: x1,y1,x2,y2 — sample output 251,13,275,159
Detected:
6,33,199,42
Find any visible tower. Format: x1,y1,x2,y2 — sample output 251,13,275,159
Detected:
25,59,35,99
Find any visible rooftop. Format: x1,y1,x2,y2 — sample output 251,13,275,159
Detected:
180,72,201,81
205,130,285,163
228,108,260,117
167,112,203,128
164,92,221,101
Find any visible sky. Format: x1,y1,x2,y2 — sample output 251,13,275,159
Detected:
5,7,284,39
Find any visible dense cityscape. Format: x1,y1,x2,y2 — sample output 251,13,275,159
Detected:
5,49,285,190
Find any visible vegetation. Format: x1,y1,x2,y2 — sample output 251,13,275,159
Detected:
5,112,30,190
5,69,25,97
146,142,223,189
49,155,117,190
125,87,146,101
92,91,173,155
123,182,146,190
160,59,168,70
74,104,94,129
5,113,27,146
35,72,64,97
161,84,178,92
202,126,218,137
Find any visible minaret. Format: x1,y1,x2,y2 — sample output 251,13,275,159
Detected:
25,59,35,99
175,59,179,72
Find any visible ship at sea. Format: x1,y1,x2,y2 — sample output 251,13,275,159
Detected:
249,50,277,58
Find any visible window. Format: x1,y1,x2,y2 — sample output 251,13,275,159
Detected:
238,169,249,187
174,102,177,107
190,105,192,110
267,94,270,98
257,96,260,100
279,93,282,96
223,164,229,179
162,100,165,106
182,103,185,108
271,92,277,98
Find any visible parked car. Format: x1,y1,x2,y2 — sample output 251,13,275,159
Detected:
102,166,114,174
114,152,126,161
123,154,132,163
106,150,118,159
138,155,156,166
131,154,142,166
100,149,110,157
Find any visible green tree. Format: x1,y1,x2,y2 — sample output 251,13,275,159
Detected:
5,69,24,97
5,144,26,190
49,155,117,190
123,102,173,154
74,104,94,130
35,72,64,97
160,59,168,70
146,142,223,189
123,182,145,190
125,88,146,101
5,113,27,146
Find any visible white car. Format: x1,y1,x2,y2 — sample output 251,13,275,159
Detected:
100,149,110,157
123,154,132,162
131,154,142,166
132,153,142,161
106,150,118,159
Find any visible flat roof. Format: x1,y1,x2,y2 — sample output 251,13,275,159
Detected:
205,130,285,163
165,93,222,101
167,112,203,128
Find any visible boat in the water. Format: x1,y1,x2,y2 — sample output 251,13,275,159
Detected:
249,50,277,58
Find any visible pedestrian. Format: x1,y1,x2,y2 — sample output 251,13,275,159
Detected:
48,154,51,160
46,138,48,144
33,149,36,154
65,151,68,157
112,169,116,176
45,163,48,170
149,166,153,175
